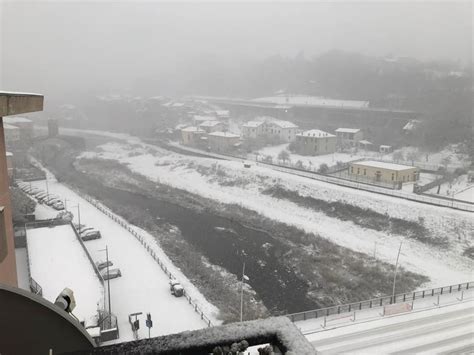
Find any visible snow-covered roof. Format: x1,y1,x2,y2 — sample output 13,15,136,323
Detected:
297,129,335,138
4,116,32,124
335,128,361,133
175,123,189,130
358,140,373,145
199,120,222,127
253,96,370,109
208,131,240,138
268,120,298,129
403,120,422,131
353,160,416,171
193,115,217,122
380,145,392,148
243,121,264,128
3,123,20,130
171,102,185,108
215,110,230,117
181,126,205,133
6,152,13,157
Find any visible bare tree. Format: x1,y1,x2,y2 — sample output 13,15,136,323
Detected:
278,150,290,164
406,149,421,165
392,151,405,163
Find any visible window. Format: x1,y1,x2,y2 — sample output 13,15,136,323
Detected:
357,168,360,174
351,167,354,173
363,169,366,175
391,173,395,181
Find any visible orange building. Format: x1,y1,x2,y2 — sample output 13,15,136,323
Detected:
0,92,43,287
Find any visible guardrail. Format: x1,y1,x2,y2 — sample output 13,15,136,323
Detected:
82,196,214,328
70,222,105,285
286,281,474,323
165,143,474,212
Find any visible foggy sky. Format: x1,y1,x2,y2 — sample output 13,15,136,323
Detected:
1,1,472,100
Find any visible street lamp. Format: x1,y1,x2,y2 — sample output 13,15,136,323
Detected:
240,261,250,322
391,241,403,303
65,199,81,228
99,245,112,318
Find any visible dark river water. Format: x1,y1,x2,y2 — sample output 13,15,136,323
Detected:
52,151,319,314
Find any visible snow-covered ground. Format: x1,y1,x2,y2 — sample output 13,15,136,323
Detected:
28,176,219,342
77,140,473,290
306,298,474,354
254,143,470,172
254,143,381,170
425,174,474,203
27,224,104,324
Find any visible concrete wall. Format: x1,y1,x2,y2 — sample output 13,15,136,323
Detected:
0,118,18,287
350,163,419,183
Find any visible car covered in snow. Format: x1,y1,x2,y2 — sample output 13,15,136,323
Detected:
80,229,101,241
101,268,122,280
52,201,65,210
169,279,184,297
96,260,113,271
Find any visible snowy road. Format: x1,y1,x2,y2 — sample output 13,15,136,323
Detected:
308,300,474,354
29,177,216,342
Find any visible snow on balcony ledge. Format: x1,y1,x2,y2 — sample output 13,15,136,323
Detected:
67,316,315,354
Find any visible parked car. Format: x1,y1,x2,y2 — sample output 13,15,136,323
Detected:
101,268,121,280
81,230,101,241
45,197,62,206
169,279,184,297
96,260,113,271
52,202,65,210
79,227,95,235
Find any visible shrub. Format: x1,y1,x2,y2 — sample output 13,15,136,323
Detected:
318,163,329,174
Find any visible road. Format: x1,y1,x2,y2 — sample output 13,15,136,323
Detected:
307,300,474,354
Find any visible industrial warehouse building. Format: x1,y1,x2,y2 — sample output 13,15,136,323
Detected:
349,160,419,183
294,129,336,155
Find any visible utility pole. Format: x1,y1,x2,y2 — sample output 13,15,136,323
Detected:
106,245,111,315
392,242,403,302
99,245,112,326
77,204,81,229
240,261,245,323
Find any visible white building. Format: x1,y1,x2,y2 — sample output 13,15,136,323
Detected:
241,121,264,139
193,115,217,125
262,119,298,142
335,128,363,149
198,120,224,133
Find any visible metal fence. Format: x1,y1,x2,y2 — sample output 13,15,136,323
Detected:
29,276,43,296
82,196,214,328
165,143,474,212
286,281,474,322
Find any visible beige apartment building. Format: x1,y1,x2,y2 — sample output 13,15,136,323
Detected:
0,92,44,287
335,128,363,149
208,131,240,152
350,160,419,183
181,126,206,147
294,129,337,155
